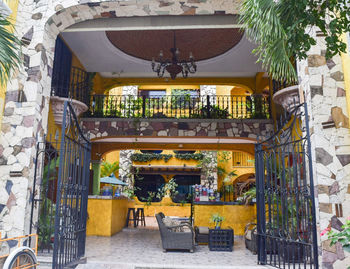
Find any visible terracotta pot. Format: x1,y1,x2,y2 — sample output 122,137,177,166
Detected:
50,96,88,125
272,85,300,113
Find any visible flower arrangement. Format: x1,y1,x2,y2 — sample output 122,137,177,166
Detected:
325,217,350,254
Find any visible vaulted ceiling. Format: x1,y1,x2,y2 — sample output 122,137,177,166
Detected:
61,15,266,79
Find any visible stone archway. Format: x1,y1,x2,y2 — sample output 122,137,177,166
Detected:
0,0,242,239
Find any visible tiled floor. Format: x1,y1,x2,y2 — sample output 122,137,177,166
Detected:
78,227,272,269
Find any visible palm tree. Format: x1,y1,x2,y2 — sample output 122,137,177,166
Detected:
0,14,21,85
239,0,350,84
100,161,120,178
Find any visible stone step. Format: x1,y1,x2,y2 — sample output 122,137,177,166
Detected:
36,254,52,268
36,255,86,268
76,262,272,269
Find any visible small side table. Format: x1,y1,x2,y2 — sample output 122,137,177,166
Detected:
208,228,234,251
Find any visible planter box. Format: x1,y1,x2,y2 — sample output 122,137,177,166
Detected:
208,228,234,251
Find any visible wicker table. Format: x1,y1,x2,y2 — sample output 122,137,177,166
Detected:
208,228,234,251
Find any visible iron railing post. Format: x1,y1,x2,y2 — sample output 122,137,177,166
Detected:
206,95,211,118
255,143,267,265
304,103,319,269
142,95,146,118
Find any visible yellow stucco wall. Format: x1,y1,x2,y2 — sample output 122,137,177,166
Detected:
140,204,190,217
46,103,61,143
133,197,191,217
194,204,256,235
104,151,120,165
0,0,19,129
86,197,129,236
217,151,255,189
341,34,350,118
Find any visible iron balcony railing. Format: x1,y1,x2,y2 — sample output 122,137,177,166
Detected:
51,67,91,105
87,94,270,119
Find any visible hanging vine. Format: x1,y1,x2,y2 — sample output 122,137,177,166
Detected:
131,152,205,162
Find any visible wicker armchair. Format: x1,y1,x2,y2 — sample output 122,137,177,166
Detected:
244,222,257,254
155,213,195,253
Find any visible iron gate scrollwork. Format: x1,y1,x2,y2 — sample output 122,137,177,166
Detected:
30,101,91,268
255,102,318,269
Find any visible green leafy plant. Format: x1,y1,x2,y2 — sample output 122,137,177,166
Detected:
0,14,22,86
123,186,137,199
174,152,204,161
240,0,350,83
195,105,229,119
100,161,119,177
327,218,350,254
241,187,256,205
143,191,156,206
210,213,225,228
131,153,173,162
156,178,178,200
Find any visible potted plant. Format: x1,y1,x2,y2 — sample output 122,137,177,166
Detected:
241,187,256,205
210,213,225,229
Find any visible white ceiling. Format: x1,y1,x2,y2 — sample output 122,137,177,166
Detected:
61,23,265,79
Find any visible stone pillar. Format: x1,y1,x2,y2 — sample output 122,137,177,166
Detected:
122,86,138,96
0,1,54,240
118,150,134,187
91,160,101,195
200,85,216,96
200,151,218,190
298,29,350,268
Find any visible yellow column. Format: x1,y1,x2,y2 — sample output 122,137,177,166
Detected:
341,34,350,117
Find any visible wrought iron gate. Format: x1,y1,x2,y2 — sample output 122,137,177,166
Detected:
30,101,91,268
255,102,318,269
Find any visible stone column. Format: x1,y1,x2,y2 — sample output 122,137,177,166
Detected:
91,160,101,195
200,151,218,190
298,29,350,268
200,85,216,96
118,150,134,187
0,0,54,240
122,86,138,96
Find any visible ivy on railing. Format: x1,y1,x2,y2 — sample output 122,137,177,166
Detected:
87,94,270,119
130,152,205,162
174,153,204,160
131,153,173,163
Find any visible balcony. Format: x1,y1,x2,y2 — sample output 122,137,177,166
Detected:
86,94,270,120
50,67,90,125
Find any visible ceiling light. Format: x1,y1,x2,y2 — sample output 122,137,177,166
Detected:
151,31,197,80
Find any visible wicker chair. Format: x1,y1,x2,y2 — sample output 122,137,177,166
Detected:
155,213,195,253
244,222,257,254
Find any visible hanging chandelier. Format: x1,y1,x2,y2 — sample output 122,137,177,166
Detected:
151,31,197,80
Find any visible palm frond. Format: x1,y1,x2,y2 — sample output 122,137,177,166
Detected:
240,0,297,83
100,161,120,177
0,15,22,86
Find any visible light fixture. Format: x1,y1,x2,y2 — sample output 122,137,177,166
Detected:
151,31,197,80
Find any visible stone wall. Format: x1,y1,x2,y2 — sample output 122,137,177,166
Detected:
118,149,134,187
0,0,241,241
298,30,350,268
200,85,216,96
82,118,274,140
200,151,218,190
122,86,138,96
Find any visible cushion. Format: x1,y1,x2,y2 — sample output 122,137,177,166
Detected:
245,230,253,241
162,217,183,232
197,226,209,234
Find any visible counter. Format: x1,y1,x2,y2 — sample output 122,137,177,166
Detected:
193,203,257,235
86,195,133,236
